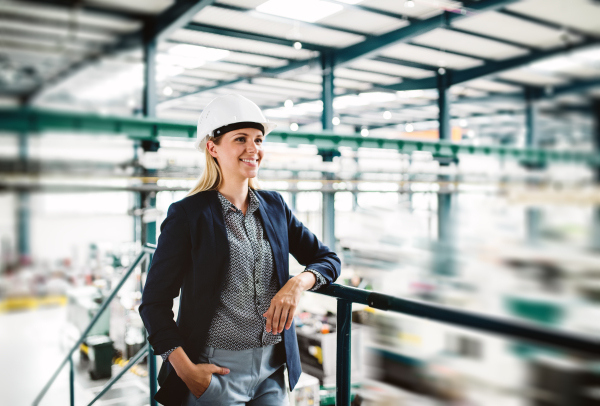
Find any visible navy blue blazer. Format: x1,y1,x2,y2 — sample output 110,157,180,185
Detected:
139,188,341,405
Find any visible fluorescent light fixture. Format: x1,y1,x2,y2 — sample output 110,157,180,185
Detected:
295,101,323,113
396,90,425,98
529,56,580,72
76,64,144,102
264,108,291,118
358,92,397,102
333,94,370,109
256,0,343,23
168,44,230,61
571,46,600,62
156,64,184,81
157,53,206,70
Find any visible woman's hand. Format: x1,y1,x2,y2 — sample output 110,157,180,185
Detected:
262,274,314,334
182,363,230,399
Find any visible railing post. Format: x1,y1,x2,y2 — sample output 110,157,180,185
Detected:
148,345,157,406
146,251,157,406
69,355,74,406
336,298,352,406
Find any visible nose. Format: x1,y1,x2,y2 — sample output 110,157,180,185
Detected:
246,140,259,153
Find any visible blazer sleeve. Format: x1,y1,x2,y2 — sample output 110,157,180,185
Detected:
139,201,190,355
278,192,341,286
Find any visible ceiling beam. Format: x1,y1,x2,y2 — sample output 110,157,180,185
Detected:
211,3,369,38
23,0,217,103
184,22,330,52
380,38,600,92
333,0,521,67
161,0,519,105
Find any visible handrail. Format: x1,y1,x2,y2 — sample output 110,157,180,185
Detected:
32,244,156,406
34,243,600,406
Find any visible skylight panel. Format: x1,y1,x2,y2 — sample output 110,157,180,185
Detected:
256,0,343,23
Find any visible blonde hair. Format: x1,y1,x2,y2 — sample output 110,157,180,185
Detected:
186,135,260,197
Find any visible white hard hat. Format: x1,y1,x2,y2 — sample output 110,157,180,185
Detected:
195,93,277,151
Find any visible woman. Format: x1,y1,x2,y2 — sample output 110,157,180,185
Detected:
139,93,342,406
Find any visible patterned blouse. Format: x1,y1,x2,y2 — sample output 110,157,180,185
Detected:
159,188,327,362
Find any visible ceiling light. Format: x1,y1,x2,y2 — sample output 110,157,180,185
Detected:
163,86,173,96
405,123,414,132
361,128,369,137
157,54,205,70
293,42,302,50
285,99,294,108
257,0,343,23
359,92,397,102
396,90,425,98
383,111,392,119
459,119,468,127
290,123,299,131
404,0,415,8
438,67,446,75
332,117,340,125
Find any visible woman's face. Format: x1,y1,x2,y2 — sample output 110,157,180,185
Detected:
207,127,265,182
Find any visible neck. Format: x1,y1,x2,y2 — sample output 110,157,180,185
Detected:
218,178,250,211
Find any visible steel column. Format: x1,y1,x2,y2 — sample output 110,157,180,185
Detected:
336,299,353,406
437,70,450,143
436,69,452,242
17,130,30,265
321,51,336,249
525,87,542,245
321,51,334,131
592,99,600,251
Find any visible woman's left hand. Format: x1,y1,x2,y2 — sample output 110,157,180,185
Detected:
262,278,304,335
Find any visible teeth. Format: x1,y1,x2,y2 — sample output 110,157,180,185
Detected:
241,159,257,163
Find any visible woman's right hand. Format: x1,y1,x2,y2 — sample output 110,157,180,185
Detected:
183,363,230,399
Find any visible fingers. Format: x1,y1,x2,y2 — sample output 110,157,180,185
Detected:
285,305,296,330
271,304,282,333
277,307,289,333
212,364,230,374
262,307,271,332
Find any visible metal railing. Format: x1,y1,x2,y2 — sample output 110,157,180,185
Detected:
34,243,600,406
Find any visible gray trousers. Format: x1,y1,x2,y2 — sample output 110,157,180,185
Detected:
182,341,290,406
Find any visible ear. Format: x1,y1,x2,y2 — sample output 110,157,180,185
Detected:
206,139,218,158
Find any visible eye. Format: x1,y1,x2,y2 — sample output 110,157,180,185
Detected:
235,137,245,142
256,138,263,143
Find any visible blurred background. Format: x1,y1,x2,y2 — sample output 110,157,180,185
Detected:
1,0,600,405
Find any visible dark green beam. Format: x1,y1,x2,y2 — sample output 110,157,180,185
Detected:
184,22,330,52
1,107,598,166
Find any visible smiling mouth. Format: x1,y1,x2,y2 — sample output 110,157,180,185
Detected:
240,159,259,166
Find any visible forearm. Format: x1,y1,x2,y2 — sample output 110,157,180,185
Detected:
167,347,195,380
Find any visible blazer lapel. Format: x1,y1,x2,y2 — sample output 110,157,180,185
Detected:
256,192,286,289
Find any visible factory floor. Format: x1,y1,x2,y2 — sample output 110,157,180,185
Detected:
0,305,152,406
